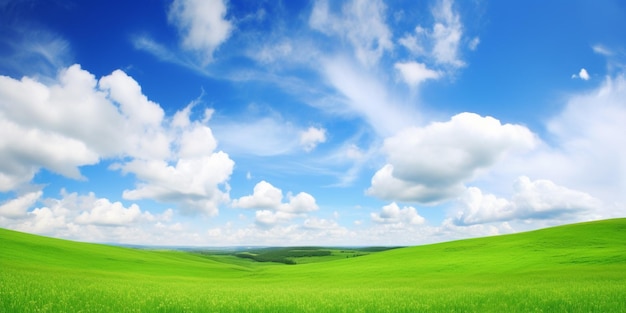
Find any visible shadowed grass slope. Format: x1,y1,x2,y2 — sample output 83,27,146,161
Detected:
1,218,625,312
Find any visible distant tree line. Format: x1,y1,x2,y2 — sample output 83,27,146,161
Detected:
234,248,332,264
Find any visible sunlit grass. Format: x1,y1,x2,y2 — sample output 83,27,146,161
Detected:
2,218,625,312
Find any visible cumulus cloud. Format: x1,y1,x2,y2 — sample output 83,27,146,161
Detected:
99,69,170,160
300,127,327,152
119,153,234,216
0,190,183,244
0,191,42,219
75,199,148,226
368,164,463,203
168,0,233,64
309,0,393,67
0,64,235,215
281,192,319,214
0,65,115,190
232,180,283,210
371,202,425,225
368,113,537,203
394,61,441,87
0,63,165,167
234,180,319,213
233,180,319,226
453,176,603,225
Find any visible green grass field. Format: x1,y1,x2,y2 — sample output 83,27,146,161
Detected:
2,218,625,312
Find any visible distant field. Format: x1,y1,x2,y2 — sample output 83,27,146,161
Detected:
2,218,625,312
193,246,398,264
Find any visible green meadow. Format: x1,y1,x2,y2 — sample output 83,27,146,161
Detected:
2,218,625,312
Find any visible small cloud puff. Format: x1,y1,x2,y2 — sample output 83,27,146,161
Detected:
394,61,441,87
168,0,233,64
232,180,319,227
571,68,590,80
371,202,425,225
300,126,327,152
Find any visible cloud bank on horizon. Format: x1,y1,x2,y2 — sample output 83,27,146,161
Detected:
0,0,625,246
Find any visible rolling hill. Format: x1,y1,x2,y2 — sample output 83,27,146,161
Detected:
2,218,625,312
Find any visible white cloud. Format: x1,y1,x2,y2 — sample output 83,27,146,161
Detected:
253,41,294,65
232,180,283,210
399,0,466,68
321,57,419,136
592,44,613,56
120,153,234,216
431,0,464,67
535,74,626,203
233,181,319,227
0,64,236,215
168,0,233,65
371,202,425,225
99,69,170,160
579,68,590,80
368,113,537,203
75,199,148,227
0,191,42,219
131,35,211,76
16,206,72,236
0,190,185,243
280,192,319,213
0,64,172,188
572,68,590,80
211,116,301,156
254,210,294,227
368,164,464,203
300,127,327,152
0,116,100,188
0,65,115,190
453,176,603,226
171,104,218,158
394,61,441,87
233,180,318,213
309,0,393,67
99,70,164,126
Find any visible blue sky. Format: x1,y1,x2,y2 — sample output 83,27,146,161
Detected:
1,0,625,246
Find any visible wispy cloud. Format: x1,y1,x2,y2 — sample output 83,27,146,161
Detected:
0,27,72,77
309,0,393,67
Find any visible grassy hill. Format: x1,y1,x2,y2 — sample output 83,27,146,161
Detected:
2,219,625,312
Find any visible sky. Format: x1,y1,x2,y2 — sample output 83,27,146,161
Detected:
0,0,625,246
